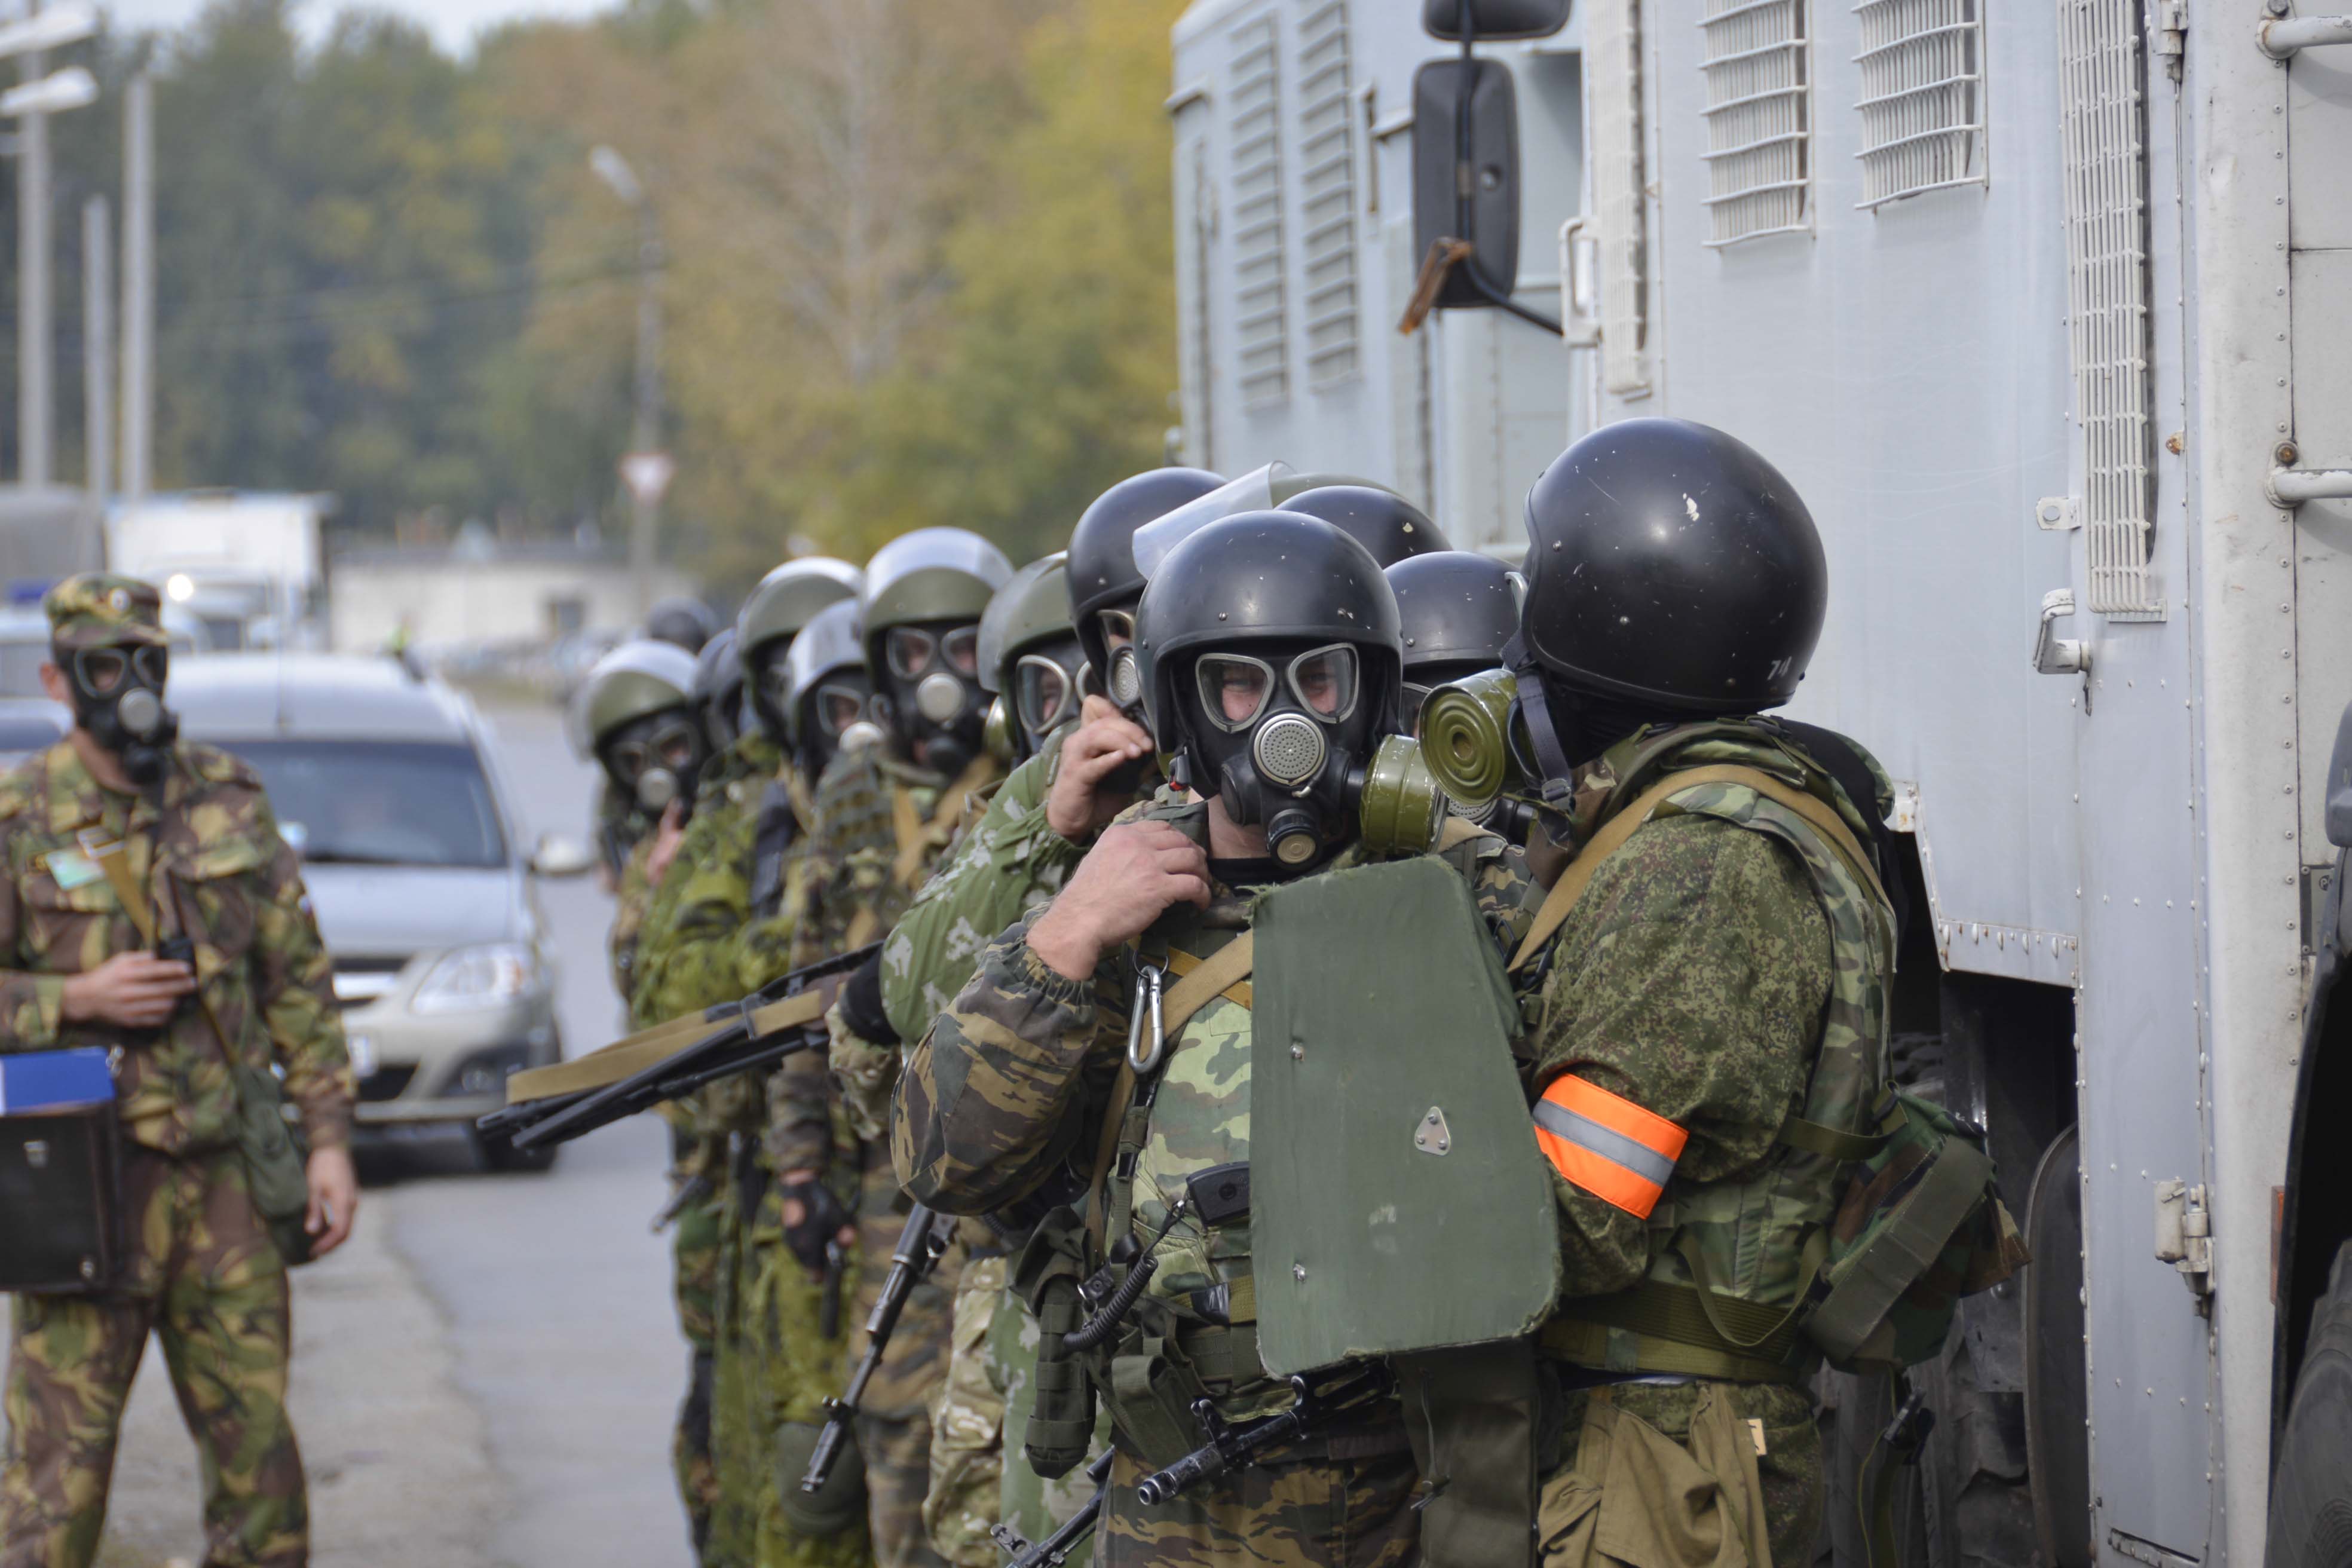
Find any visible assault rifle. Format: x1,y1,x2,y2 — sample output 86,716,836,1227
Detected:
801,1203,958,1494
473,942,879,1153
990,1448,1113,1568
1133,1370,1392,1507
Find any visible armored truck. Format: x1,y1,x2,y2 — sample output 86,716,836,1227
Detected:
1165,2,2352,1566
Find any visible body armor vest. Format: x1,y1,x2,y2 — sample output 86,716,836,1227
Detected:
1545,720,1897,1380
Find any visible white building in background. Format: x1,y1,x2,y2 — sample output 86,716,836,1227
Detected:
329,526,694,654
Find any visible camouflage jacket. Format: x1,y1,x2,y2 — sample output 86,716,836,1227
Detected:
893,794,1539,1413
630,730,792,1030
1523,722,1894,1316
765,744,1003,1174
0,740,353,1154
607,832,660,1009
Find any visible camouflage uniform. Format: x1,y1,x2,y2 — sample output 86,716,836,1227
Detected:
1,573,352,1568
1519,724,1897,1568
895,792,1538,1568
853,743,1083,1564
630,732,796,1568
773,745,1002,1568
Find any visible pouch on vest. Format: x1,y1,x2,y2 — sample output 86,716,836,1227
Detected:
1251,855,1558,1373
1399,1340,1546,1568
1803,1091,2029,1372
1534,1387,1774,1568
1010,1206,1095,1478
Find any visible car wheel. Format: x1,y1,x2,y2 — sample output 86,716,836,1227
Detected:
2268,1239,2352,1568
474,1129,559,1175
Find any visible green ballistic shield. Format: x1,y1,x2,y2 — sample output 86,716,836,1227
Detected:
1249,855,1560,1373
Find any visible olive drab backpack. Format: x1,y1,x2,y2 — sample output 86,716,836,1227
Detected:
1514,723,2026,1380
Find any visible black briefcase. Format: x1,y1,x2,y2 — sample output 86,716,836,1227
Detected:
0,1049,126,1293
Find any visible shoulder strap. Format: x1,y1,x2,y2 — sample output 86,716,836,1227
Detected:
1083,932,1257,1257
79,828,158,947
1509,764,1888,973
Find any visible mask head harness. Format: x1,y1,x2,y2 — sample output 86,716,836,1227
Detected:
859,527,1014,778
1137,510,1424,872
65,641,178,788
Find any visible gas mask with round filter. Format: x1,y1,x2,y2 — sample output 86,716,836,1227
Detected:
599,708,709,817
877,619,987,777
1183,640,1391,869
798,669,883,780
68,642,179,788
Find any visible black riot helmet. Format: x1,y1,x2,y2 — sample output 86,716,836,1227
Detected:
645,596,718,655
1518,418,1825,715
1065,467,1224,710
738,557,864,745
1136,510,1403,870
693,627,746,753
976,555,1083,763
783,598,883,782
1279,486,1450,568
1386,550,1521,725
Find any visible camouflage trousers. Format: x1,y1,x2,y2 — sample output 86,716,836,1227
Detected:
1538,1379,1821,1568
707,1166,760,1568
1,1150,306,1568
1098,1440,1420,1568
850,1149,956,1568
742,1187,867,1568
919,1255,1005,1568
674,1188,725,1561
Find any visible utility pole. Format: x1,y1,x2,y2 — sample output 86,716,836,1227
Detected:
81,194,106,497
589,145,668,617
0,2,99,489
18,34,48,488
121,71,152,500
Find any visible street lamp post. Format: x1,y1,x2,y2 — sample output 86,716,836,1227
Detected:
589,145,666,616
0,1,99,489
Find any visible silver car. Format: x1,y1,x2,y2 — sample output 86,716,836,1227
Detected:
169,653,593,1170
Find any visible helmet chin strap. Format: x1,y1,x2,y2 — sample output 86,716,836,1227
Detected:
1500,632,1579,811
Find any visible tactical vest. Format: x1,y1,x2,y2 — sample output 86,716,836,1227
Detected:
1049,795,1503,1468
1536,721,1897,1384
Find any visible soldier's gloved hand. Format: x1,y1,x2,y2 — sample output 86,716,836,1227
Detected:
779,1172,856,1278
1045,696,1156,841
60,950,197,1029
1028,820,1210,982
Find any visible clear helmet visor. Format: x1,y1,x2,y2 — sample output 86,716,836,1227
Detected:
1129,462,1295,578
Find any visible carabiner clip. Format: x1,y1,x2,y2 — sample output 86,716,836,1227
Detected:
1126,960,1168,1075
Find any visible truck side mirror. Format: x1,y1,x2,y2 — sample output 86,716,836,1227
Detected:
1421,0,1573,39
2328,698,2352,849
1411,59,1521,310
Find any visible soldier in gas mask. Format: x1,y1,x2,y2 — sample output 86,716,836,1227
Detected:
629,561,865,1568
584,639,707,1009
894,511,1539,1568
697,629,748,757
1,575,354,1568
763,528,1010,1568
1385,550,1521,729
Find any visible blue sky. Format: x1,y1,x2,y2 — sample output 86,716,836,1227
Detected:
102,0,610,55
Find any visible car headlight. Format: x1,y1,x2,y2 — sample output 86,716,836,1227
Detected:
411,942,541,1014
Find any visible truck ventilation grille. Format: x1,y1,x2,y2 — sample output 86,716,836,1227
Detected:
1230,14,1290,409
2057,0,2160,617
1701,0,1812,246
1298,0,1360,390
1853,0,1987,209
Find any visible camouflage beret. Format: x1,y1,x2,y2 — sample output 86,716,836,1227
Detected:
44,573,168,651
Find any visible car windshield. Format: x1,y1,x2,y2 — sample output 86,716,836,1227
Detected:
218,739,508,870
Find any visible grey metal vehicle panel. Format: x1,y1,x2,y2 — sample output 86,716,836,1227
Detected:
167,654,568,1137
1171,0,2352,1560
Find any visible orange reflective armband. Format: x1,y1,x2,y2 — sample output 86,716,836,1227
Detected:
1531,1075,1689,1219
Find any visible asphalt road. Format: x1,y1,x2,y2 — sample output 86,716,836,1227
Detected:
4,700,697,1568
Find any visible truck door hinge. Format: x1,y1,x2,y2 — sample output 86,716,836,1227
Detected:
2154,1179,2214,1312
2154,1,2187,76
